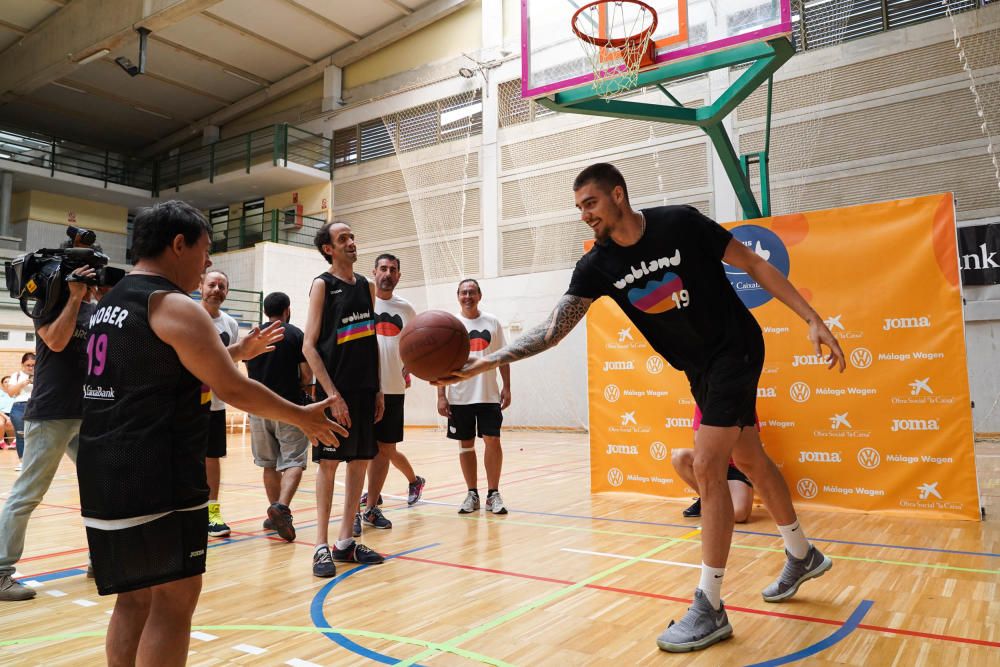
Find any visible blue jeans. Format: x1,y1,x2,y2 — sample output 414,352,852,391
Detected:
9,401,26,460
0,419,80,577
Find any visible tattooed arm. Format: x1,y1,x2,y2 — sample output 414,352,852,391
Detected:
435,294,593,384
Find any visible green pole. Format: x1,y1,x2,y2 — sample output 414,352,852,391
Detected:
703,124,762,219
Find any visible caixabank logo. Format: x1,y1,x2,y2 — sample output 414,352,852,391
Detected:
724,225,790,309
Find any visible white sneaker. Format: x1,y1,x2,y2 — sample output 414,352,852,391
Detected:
485,491,508,515
14,463,22,472
458,491,480,514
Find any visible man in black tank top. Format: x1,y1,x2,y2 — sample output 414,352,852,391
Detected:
303,221,386,577
78,201,345,667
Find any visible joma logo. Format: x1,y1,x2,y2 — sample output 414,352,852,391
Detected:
792,354,826,367
798,451,842,463
883,316,931,331
891,419,940,432
603,361,634,371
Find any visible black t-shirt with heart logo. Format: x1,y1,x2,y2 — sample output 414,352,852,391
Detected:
567,205,762,373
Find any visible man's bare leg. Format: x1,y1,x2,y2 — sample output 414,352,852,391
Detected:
315,459,339,546
338,460,367,544
278,466,303,507
483,436,502,491
135,575,202,667
692,425,739,568
262,467,280,505
458,439,477,489
387,445,416,482
106,587,152,667
365,444,393,508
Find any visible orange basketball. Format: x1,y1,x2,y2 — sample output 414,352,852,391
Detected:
398,310,470,382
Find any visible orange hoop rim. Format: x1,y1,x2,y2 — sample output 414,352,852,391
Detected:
571,0,659,49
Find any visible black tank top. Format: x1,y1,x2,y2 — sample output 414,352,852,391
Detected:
314,272,379,393
78,274,210,520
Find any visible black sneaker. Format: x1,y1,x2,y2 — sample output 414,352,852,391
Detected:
266,502,296,542
331,541,384,564
363,506,392,529
263,518,275,531
360,492,384,508
683,498,701,518
312,546,336,578
352,512,362,537
407,476,426,506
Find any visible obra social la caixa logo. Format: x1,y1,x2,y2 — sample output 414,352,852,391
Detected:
607,467,625,488
724,225,790,309
796,478,819,499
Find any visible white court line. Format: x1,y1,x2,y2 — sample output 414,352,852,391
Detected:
190,631,218,642
286,659,323,667
45,589,68,597
23,580,43,588
561,547,701,569
73,599,98,607
233,644,266,655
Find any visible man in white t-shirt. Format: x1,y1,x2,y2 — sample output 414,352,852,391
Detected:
436,279,511,515
355,254,427,534
199,271,242,537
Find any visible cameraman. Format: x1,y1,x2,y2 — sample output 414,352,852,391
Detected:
0,265,97,602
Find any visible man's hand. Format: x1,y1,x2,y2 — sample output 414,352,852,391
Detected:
66,266,97,299
437,394,451,418
810,320,846,372
374,392,384,423
432,357,495,386
327,392,351,428
236,320,284,361
298,397,349,446
500,386,511,410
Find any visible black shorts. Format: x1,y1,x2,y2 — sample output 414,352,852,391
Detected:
87,507,208,596
727,464,752,487
686,338,764,429
375,394,404,444
205,410,227,458
447,403,503,440
313,391,377,462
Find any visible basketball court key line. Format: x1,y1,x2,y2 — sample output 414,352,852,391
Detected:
561,547,701,568
393,528,704,666
409,510,1000,575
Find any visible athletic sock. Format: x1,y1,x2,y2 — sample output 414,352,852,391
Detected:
468,489,479,496
778,520,810,560
335,538,355,551
314,544,328,554
487,489,498,496
698,563,726,610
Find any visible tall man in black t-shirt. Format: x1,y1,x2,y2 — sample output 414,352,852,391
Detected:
77,201,345,667
303,221,386,577
439,163,846,653
0,267,97,602
245,291,313,542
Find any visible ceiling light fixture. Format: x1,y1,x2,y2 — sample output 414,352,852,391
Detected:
51,81,87,94
133,106,172,120
222,68,262,86
76,49,110,65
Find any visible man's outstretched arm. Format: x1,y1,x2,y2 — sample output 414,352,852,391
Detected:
438,294,593,383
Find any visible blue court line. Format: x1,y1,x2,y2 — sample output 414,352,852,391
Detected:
24,568,88,583
745,599,874,667
511,508,1000,559
310,543,439,665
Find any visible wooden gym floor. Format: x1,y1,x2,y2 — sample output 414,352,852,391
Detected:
0,429,997,666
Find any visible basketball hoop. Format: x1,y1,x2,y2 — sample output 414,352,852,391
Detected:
572,0,658,99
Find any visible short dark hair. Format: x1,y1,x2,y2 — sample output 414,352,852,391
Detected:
314,221,350,262
130,200,211,261
573,163,629,202
457,278,481,295
21,352,35,364
1,375,9,385
263,291,290,317
201,270,229,287
375,253,400,270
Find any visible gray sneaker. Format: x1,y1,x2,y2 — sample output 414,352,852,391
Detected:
656,589,732,653
485,490,508,515
458,491,480,514
762,545,833,602
0,574,37,601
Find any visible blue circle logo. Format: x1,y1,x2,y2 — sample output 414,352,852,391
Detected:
724,225,790,309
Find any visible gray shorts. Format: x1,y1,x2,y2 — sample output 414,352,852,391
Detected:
250,416,309,471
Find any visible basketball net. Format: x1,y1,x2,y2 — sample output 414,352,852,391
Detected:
573,0,658,99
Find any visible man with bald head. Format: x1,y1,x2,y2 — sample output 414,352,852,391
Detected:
303,221,385,577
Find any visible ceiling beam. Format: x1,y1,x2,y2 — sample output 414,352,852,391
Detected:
200,11,313,64
56,77,193,122
140,0,473,156
380,0,415,15
0,19,29,36
0,0,223,103
277,0,362,42
90,59,234,105
149,34,271,86
15,97,164,140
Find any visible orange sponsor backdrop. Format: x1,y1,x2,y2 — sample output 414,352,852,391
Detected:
587,194,980,520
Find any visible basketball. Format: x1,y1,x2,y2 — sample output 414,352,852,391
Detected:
399,310,471,381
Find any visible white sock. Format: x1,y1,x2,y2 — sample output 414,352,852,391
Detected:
698,563,726,610
335,538,355,551
778,520,810,559
314,543,328,554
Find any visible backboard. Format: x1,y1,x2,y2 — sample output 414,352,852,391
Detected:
522,0,792,100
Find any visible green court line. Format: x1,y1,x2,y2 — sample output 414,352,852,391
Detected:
0,624,514,666
394,528,703,666
409,510,1000,576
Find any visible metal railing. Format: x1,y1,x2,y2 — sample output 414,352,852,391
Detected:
191,287,263,329
0,124,331,195
209,209,326,254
